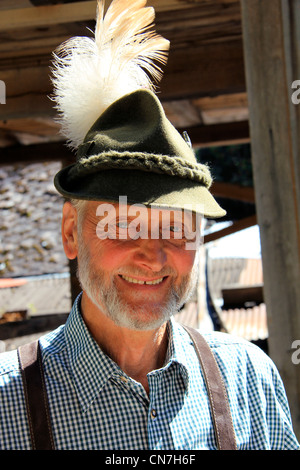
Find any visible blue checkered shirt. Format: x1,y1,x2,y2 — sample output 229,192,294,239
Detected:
0,294,299,450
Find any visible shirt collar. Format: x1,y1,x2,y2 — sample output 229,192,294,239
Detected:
64,294,193,411
164,317,191,390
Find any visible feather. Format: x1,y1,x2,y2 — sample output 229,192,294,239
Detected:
50,0,170,150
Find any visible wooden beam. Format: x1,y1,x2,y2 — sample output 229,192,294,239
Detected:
0,40,245,120
178,120,250,148
0,1,202,31
210,181,254,203
0,141,72,164
0,65,54,120
204,214,257,244
241,0,300,438
0,120,251,164
0,1,96,31
222,285,264,308
0,143,252,169
0,313,69,340
29,0,88,5
161,40,245,100
0,118,60,136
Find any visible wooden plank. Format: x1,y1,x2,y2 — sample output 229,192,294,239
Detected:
194,93,248,111
0,118,249,148
241,0,300,438
210,181,254,203
161,40,245,100
0,313,69,340
0,120,248,162
0,0,204,31
0,1,96,31
29,0,89,5
163,100,203,128
222,285,264,308
178,120,250,147
0,39,245,120
0,1,31,10
0,118,59,136
0,141,72,164
0,2,242,60
204,215,257,244
158,1,241,34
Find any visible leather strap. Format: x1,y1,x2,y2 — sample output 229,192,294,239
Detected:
18,327,237,450
18,341,55,450
183,325,237,450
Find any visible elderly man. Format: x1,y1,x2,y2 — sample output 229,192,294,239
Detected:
0,0,299,451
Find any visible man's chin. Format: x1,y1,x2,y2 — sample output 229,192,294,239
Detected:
110,311,172,331
90,290,175,331
105,298,174,331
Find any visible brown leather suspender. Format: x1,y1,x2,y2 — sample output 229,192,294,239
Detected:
17,340,55,450
182,325,237,450
18,326,237,450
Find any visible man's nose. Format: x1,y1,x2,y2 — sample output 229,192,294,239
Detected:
134,238,167,272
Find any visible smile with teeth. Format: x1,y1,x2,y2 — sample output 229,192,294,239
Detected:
120,275,165,285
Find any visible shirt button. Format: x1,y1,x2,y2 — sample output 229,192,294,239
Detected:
119,376,128,383
150,408,157,419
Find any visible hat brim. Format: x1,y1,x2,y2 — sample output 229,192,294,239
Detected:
54,165,226,218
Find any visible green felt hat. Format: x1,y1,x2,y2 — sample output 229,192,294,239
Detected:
54,89,225,218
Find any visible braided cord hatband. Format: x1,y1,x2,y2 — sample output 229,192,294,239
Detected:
69,151,212,188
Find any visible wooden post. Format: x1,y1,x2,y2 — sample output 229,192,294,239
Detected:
241,0,300,439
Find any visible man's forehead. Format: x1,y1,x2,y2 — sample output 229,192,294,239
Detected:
81,199,202,249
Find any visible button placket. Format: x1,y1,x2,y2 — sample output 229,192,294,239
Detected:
119,375,128,383
148,371,161,423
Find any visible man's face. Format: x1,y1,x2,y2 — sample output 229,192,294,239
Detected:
74,200,201,331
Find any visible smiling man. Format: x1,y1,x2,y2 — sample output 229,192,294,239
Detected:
0,0,299,451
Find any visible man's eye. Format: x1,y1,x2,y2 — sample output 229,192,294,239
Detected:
169,225,183,233
117,221,129,229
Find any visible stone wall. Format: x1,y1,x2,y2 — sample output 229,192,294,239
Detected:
0,161,69,278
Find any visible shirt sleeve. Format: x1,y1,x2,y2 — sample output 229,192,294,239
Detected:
257,351,300,450
207,332,300,450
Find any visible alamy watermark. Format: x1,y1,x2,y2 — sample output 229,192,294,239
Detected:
94,196,204,251
291,340,300,365
291,80,300,104
0,80,5,104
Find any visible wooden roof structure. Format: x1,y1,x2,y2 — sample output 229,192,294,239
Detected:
0,0,247,135
0,0,252,227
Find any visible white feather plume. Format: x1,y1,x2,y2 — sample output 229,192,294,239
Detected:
51,0,170,150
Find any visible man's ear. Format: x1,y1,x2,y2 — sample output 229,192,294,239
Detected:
62,201,78,260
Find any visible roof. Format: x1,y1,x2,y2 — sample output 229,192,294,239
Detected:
221,304,267,342
0,274,71,316
0,274,71,352
207,257,263,302
207,256,268,342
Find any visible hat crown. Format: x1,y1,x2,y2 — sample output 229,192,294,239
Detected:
77,90,196,164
